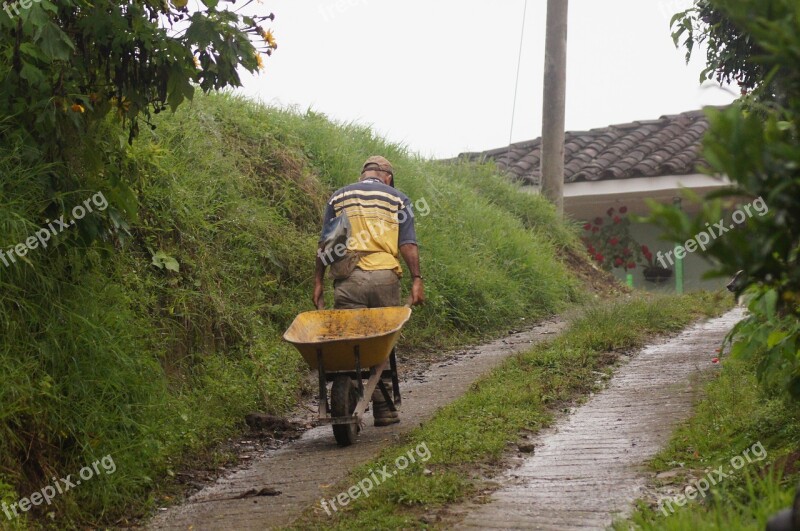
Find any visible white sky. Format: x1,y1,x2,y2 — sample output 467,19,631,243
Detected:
236,0,738,159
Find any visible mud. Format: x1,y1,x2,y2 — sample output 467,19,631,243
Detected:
147,317,568,530
452,308,744,530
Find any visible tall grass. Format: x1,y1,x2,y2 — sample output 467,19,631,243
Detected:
0,92,584,526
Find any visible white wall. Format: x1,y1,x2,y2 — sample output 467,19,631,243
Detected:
609,222,726,292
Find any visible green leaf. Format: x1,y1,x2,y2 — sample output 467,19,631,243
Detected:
768,330,789,348
19,42,49,62
35,22,75,61
20,62,46,86
151,250,180,272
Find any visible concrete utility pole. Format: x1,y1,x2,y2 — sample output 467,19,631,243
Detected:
540,0,568,216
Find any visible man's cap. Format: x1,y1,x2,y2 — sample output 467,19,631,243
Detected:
361,155,394,175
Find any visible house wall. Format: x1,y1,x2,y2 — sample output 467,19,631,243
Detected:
557,173,730,292
608,222,726,292
520,173,732,292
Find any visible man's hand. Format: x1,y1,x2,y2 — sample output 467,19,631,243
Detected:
399,243,424,307
410,277,425,306
313,278,325,310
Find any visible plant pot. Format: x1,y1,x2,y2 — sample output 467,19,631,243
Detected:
643,265,673,284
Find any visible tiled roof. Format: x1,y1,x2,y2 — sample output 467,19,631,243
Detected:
459,109,715,185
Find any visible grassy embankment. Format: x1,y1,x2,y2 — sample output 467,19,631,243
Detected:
615,351,800,530
291,291,730,529
0,92,585,527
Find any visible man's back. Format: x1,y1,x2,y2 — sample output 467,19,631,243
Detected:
323,178,416,275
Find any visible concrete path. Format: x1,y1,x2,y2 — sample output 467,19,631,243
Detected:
147,317,568,530
454,308,744,530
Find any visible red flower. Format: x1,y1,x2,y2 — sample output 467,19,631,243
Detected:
595,254,605,262
583,223,592,231
607,207,615,217
712,357,720,364
614,257,623,266
608,237,619,246
594,217,603,226
619,206,628,214
587,245,595,254
613,216,621,224
627,262,636,269
641,245,650,254
592,226,599,233
623,247,631,256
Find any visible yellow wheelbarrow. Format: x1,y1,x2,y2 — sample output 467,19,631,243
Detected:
283,307,411,446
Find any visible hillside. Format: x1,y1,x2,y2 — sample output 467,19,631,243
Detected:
0,93,589,526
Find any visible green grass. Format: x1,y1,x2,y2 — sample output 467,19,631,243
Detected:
614,355,800,530
0,92,587,527
291,291,730,530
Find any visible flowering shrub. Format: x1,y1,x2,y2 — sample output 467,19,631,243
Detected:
640,244,655,268
581,206,641,271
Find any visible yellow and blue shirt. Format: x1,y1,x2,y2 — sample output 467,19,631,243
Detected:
321,178,417,276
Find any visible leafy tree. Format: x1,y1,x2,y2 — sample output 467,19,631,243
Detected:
0,0,276,237
650,0,800,397
0,0,276,149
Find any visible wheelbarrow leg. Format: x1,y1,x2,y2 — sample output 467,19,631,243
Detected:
317,349,328,419
377,348,401,411
376,380,397,413
354,345,364,399
389,348,401,406
352,357,390,422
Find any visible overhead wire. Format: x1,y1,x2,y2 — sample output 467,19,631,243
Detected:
507,0,529,166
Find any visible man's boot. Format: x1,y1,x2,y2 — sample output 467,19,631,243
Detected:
371,380,399,427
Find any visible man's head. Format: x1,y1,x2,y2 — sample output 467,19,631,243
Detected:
360,156,394,187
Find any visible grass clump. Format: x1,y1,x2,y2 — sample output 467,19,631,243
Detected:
0,92,586,527
293,292,729,530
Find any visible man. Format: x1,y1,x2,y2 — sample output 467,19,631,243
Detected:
313,155,425,426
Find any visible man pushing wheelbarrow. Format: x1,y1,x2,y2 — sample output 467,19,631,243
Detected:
311,156,425,427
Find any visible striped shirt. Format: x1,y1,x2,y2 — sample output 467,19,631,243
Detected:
321,178,417,275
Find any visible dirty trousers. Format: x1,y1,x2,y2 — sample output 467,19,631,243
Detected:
333,269,401,309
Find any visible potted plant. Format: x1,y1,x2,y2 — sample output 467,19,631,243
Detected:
581,206,640,273
640,245,673,283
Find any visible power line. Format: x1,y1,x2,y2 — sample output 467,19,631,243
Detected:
508,0,529,160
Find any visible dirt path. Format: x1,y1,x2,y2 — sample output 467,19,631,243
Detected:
452,308,744,530
147,317,568,530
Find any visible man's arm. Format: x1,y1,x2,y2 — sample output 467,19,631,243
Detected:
399,243,425,306
313,202,337,310
313,243,326,310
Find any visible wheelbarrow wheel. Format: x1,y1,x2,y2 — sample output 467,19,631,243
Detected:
331,375,360,447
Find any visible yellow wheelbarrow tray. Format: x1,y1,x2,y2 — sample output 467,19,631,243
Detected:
283,307,412,446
